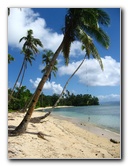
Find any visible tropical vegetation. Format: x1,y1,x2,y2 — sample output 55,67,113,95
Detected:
8,87,99,111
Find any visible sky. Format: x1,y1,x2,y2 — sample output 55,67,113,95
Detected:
8,8,120,103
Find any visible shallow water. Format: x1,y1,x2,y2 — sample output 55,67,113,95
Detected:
51,105,120,134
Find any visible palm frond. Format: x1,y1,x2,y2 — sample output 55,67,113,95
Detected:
79,29,103,70
90,42,103,70
79,9,99,29
19,37,27,43
62,37,72,65
95,8,110,26
85,26,110,49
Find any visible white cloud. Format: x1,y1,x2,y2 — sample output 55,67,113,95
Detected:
8,8,86,57
30,78,41,88
58,56,120,86
30,78,63,94
8,8,63,52
97,94,120,102
70,41,85,57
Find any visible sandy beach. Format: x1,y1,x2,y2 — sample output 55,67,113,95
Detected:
8,110,120,159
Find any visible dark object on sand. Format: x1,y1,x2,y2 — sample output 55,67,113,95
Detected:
110,139,120,144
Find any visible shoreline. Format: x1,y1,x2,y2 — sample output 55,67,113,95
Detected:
34,106,120,141
34,105,74,111
8,111,120,159
50,113,120,142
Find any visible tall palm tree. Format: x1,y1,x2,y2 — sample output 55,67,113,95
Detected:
41,49,58,81
8,30,43,102
11,8,110,135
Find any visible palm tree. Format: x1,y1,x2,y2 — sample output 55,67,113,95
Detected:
19,29,43,54
11,8,110,135
8,30,43,102
43,32,104,112
8,54,14,64
41,49,58,81
20,49,58,113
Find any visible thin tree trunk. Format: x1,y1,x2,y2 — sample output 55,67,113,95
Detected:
11,39,64,135
19,60,27,88
53,55,86,107
15,61,27,99
8,56,26,103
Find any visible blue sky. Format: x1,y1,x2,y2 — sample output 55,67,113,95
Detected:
8,8,120,103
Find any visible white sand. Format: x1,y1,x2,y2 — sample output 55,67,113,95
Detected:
8,111,120,159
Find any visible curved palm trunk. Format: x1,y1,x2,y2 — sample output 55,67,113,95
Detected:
8,56,26,103
53,55,86,108
12,39,64,135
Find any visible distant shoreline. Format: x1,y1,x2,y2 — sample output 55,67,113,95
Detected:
34,105,74,111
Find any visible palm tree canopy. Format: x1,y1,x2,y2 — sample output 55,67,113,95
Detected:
19,29,43,55
62,8,110,65
19,29,43,66
42,49,58,81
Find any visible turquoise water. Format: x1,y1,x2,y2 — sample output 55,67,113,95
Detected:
51,105,120,134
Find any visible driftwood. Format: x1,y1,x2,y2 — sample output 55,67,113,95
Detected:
110,139,120,144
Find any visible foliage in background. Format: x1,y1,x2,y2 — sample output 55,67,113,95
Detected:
8,87,99,111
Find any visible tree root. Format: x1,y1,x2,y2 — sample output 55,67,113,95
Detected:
30,112,51,123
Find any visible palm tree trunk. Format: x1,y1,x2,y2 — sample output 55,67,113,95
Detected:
8,56,26,103
53,55,86,107
15,61,27,99
12,39,64,135
19,60,27,88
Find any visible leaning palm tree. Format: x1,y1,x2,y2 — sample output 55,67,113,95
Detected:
42,49,58,81
11,8,110,135
8,30,43,102
34,32,104,119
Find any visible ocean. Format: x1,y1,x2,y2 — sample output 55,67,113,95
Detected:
51,105,120,134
